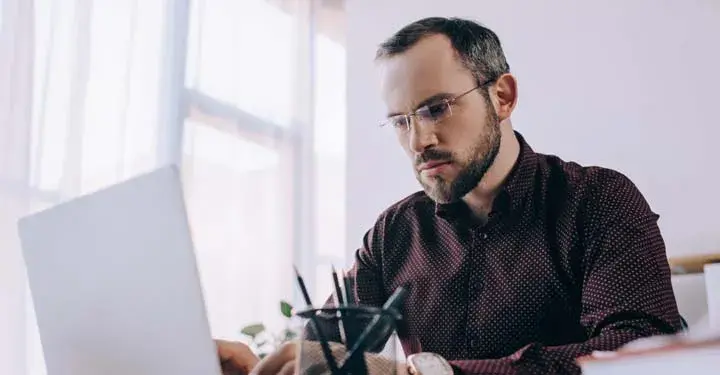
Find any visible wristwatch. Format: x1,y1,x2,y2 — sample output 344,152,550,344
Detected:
407,352,454,375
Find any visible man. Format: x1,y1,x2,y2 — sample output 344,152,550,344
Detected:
219,17,682,374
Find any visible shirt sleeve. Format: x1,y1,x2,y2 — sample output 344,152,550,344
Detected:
352,224,388,309
449,181,683,374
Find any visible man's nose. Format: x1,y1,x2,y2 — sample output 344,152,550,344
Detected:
408,118,439,154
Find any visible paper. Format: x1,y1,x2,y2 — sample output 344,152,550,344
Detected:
705,263,720,330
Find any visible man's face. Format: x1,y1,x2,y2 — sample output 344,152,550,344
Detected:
378,34,502,204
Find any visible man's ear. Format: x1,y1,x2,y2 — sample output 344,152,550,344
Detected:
491,73,518,122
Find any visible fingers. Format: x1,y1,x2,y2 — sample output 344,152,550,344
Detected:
251,341,298,375
216,339,260,375
278,360,296,375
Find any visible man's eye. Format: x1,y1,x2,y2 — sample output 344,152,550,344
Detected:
423,102,449,120
391,116,409,129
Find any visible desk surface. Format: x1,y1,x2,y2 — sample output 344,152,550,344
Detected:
669,253,720,275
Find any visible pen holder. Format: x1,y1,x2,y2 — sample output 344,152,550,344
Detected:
295,306,404,375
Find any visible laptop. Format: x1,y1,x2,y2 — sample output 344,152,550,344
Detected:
17,165,222,375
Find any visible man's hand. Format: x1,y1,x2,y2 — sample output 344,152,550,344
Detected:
216,339,260,375
250,340,409,375
250,341,299,375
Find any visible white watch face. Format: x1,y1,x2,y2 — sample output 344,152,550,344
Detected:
408,353,453,374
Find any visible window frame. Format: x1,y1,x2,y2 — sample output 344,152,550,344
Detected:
162,0,345,304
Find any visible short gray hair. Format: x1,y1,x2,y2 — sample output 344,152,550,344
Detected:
376,17,510,87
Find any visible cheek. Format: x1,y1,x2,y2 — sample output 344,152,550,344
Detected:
395,131,413,156
438,118,480,145
439,129,486,162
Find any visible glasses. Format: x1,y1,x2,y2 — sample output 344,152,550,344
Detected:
379,79,494,132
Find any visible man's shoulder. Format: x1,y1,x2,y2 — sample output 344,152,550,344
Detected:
538,152,653,219
541,153,635,191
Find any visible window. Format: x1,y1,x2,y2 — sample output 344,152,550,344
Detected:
182,0,347,339
22,1,347,373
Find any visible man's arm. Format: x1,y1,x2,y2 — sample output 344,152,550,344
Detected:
449,193,682,374
303,222,388,346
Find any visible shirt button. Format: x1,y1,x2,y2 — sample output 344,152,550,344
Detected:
469,338,480,350
479,232,488,240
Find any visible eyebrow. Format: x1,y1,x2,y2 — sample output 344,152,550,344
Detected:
386,92,454,118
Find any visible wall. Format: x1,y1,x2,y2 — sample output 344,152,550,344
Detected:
345,0,720,325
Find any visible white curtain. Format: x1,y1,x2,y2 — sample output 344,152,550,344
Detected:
1,0,34,373
0,0,347,374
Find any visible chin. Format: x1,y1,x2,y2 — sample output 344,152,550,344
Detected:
420,181,455,204
427,190,457,204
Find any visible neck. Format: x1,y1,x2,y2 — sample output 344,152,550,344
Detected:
462,123,520,218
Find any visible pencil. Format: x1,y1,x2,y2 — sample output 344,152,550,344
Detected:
331,266,345,306
339,269,367,374
293,265,339,373
294,265,314,307
342,269,354,305
332,266,348,345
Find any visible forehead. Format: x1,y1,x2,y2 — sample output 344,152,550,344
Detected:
378,34,474,113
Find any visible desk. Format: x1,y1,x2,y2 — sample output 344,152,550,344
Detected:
669,253,720,275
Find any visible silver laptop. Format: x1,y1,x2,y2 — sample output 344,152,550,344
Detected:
18,165,222,375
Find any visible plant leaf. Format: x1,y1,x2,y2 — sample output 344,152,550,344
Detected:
280,300,293,318
240,323,266,337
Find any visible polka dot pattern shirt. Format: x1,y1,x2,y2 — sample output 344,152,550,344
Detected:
351,132,682,374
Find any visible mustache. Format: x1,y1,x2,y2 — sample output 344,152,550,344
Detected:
415,148,453,166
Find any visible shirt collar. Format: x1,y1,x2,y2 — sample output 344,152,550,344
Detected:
435,131,538,220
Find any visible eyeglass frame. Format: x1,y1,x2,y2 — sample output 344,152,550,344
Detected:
379,78,496,131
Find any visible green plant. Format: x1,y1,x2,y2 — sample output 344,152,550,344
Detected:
240,300,299,358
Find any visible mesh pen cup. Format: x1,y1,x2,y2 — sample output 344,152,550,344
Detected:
295,306,404,375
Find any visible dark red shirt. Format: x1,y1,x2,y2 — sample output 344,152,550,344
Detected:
350,132,681,374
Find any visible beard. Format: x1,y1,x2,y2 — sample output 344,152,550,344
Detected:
415,108,502,204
